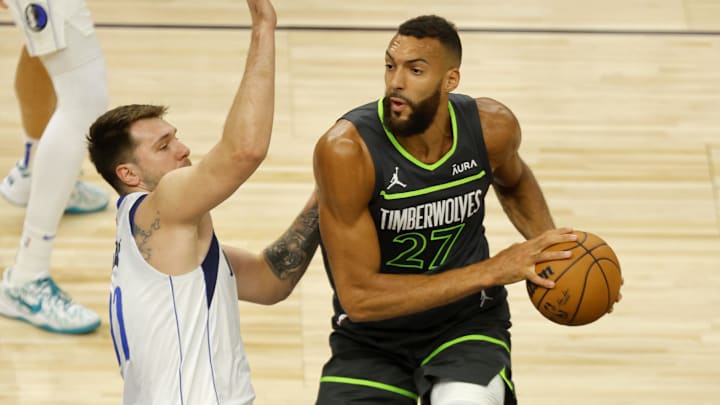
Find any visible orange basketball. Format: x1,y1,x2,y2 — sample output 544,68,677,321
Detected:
526,230,622,326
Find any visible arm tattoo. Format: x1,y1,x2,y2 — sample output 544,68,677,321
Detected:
263,202,320,286
133,212,161,261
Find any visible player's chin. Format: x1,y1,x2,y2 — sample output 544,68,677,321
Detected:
389,113,410,127
180,159,192,167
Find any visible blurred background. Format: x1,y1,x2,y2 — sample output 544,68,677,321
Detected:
0,1,718,403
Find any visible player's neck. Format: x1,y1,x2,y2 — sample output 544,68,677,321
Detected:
396,109,452,164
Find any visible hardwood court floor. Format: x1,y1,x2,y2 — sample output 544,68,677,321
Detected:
0,1,719,404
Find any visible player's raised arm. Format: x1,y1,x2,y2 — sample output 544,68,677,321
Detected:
151,0,277,223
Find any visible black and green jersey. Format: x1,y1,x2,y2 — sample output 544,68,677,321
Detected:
322,93,508,335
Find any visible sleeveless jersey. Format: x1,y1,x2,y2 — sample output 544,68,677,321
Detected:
322,93,509,335
109,192,255,405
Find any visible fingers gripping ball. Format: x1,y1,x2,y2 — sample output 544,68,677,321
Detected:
526,231,622,326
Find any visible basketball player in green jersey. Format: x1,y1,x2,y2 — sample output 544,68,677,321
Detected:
313,15,595,405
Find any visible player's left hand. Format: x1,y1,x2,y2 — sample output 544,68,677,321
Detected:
608,277,624,313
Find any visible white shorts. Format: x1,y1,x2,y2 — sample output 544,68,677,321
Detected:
6,0,96,57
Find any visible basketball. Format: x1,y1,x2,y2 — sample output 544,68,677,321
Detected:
526,230,622,326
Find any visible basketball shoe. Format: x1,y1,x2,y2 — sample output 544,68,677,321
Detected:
0,269,101,334
0,160,109,214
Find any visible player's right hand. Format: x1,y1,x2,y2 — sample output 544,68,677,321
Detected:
0,1,7,10
486,227,577,288
247,0,277,29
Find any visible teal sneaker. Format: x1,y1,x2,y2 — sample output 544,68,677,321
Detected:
64,181,109,214
0,273,101,334
0,161,31,206
0,161,109,214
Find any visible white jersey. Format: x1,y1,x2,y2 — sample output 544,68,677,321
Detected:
109,192,255,405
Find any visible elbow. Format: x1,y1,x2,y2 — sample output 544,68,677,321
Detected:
247,144,269,163
269,286,293,304
227,146,268,176
344,308,374,323
256,284,293,306
338,292,378,323
235,146,268,167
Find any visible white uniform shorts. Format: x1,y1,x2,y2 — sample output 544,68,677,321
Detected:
6,0,96,56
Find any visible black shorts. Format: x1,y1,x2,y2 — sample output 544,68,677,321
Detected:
316,301,517,405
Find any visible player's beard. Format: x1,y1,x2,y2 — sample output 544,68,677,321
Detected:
383,85,442,138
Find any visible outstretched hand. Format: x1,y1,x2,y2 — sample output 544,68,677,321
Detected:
247,0,277,28
487,227,577,289
608,277,624,313
0,1,7,10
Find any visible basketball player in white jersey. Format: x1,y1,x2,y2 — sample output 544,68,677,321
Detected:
0,0,110,334
87,1,319,402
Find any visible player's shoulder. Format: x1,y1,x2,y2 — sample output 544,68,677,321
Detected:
473,97,519,126
325,118,360,139
316,119,366,155
471,96,520,139
471,97,522,166
314,100,379,167
314,118,375,186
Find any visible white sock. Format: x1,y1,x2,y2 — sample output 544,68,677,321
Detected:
10,30,107,283
9,224,53,286
10,106,86,283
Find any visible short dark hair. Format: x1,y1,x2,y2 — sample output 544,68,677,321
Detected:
398,15,462,67
87,104,168,194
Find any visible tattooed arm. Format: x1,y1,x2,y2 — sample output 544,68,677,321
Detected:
223,193,320,305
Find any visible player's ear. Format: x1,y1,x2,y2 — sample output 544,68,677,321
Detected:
116,163,141,188
444,68,460,93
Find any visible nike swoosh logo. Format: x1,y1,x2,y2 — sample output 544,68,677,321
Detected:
9,293,42,314
42,234,56,241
